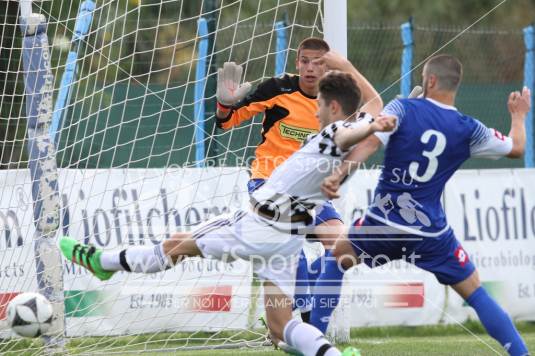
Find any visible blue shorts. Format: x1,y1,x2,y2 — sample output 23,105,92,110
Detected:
349,216,475,285
247,179,342,227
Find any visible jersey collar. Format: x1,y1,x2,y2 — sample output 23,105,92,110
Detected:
425,97,457,111
294,75,317,99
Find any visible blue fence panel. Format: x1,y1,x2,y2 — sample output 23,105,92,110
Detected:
275,21,287,76
523,25,534,168
400,21,413,98
194,17,209,167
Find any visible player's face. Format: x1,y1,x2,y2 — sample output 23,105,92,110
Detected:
316,93,331,128
296,49,327,93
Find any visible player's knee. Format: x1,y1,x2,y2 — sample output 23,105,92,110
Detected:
163,233,191,258
315,220,345,249
169,232,190,241
469,271,481,291
453,270,481,300
332,238,359,270
332,241,358,270
467,270,480,286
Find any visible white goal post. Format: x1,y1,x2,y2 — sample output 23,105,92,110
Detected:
323,0,350,344
324,0,347,57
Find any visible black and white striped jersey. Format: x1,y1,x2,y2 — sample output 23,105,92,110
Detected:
251,114,373,217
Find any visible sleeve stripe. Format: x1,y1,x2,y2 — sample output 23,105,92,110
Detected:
470,121,490,147
382,99,405,124
469,119,512,159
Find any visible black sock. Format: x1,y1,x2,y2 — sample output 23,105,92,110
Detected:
118,249,131,272
300,311,311,324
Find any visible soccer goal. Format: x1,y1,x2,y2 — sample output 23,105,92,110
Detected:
0,0,349,353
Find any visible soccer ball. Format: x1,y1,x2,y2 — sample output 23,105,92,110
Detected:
7,292,53,337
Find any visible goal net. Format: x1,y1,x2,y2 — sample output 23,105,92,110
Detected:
0,0,351,354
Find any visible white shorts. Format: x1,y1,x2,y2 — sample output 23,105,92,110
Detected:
193,210,305,297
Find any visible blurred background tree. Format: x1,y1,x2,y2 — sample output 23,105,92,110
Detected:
347,0,534,28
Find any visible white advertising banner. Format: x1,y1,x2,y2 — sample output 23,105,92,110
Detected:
446,169,535,322
0,168,253,337
1,168,535,335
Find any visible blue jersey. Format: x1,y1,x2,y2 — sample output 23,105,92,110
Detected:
367,98,512,236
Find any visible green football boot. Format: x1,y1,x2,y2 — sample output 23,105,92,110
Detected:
59,236,115,281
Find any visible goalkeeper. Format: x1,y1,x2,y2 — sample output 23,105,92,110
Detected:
215,37,383,322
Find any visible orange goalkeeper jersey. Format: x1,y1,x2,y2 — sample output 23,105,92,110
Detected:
217,74,319,179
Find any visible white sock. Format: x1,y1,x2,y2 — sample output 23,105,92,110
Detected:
283,319,340,356
100,244,170,273
100,250,122,271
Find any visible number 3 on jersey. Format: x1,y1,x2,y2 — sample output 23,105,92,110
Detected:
409,130,446,183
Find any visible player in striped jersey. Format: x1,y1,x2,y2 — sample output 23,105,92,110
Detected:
215,39,383,323
58,71,396,356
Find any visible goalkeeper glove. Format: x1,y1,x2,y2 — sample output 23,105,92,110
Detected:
216,62,252,108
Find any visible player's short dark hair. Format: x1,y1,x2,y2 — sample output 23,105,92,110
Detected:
319,71,361,117
424,54,463,91
297,37,330,56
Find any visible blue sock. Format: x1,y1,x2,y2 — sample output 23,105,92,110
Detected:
466,287,528,356
293,250,311,313
297,252,328,323
309,251,346,333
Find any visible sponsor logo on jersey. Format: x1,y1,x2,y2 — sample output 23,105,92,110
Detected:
279,122,317,142
454,246,469,267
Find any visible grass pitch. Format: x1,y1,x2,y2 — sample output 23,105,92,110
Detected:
209,322,535,356
2,321,534,355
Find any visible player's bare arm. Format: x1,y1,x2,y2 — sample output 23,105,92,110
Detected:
313,51,383,117
334,114,396,151
321,116,396,199
321,84,424,199
321,135,382,199
507,86,531,158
